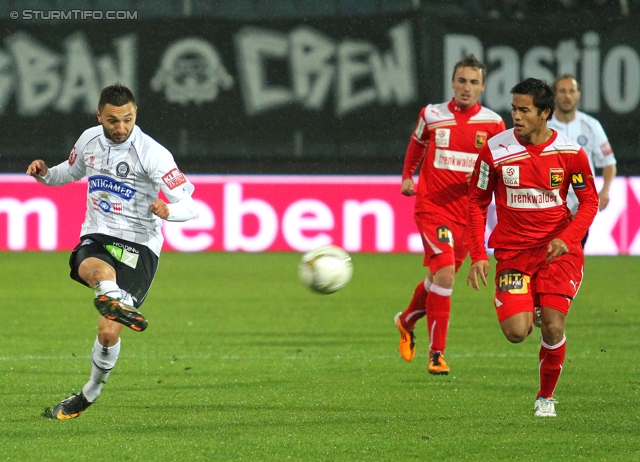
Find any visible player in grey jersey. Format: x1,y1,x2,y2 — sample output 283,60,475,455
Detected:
26,83,197,420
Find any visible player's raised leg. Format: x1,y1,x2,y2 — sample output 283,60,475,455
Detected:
78,254,148,332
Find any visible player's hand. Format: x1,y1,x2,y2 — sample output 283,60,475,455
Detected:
26,159,48,178
546,238,568,262
401,178,416,196
598,189,610,211
150,199,170,219
466,260,489,291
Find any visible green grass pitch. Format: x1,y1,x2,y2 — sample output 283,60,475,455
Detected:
1,251,639,461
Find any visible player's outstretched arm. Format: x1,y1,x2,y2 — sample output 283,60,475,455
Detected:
466,260,489,291
26,159,48,178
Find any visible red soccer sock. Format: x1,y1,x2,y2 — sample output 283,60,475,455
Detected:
426,284,452,354
400,280,430,331
537,336,567,399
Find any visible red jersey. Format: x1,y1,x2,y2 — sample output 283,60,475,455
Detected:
403,100,505,224
467,129,599,263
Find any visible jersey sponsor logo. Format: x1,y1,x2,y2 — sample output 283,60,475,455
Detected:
435,128,450,148
497,270,530,294
502,165,519,186
475,131,488,148
433,149,477,172
105,244,139,269
550,168,564,188
506,187,562,209
571,172,587,190
600,141,613,156
477,161,489,190
116,162,130,178
436,226,453,247
68,146,77,166
162,168,188,189
414,118,426,139
88,175,136,201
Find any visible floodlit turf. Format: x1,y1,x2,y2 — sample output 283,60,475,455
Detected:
1,251,639,460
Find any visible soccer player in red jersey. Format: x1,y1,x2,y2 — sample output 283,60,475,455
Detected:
394,54,505,374
466,78,599,417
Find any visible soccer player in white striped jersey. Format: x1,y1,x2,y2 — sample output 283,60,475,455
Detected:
548,74,617,237
26,83,197,420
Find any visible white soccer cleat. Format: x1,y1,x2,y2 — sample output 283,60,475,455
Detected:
534,397,557,417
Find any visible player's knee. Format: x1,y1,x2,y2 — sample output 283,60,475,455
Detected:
540,321,564,344
79,258,116,286
502,328,528,344
98,323,120,345
433,265,456,288
499,313,533,343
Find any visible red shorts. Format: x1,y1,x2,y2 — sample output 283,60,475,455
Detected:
415,213,468,273
492,243,584,322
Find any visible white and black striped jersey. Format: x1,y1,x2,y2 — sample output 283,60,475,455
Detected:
38,125,195,256
548,111,616,215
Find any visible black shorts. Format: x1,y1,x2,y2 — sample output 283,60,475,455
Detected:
69,234,159,308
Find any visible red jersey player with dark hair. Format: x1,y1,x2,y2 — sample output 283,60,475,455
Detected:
466,78,599,417
394,54,505,375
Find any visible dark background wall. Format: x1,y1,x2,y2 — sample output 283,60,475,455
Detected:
0,0,637,175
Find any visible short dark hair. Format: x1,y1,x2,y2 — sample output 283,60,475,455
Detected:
451,54,487,84
554,74,580,92
511,78,555,118
98,83,136,111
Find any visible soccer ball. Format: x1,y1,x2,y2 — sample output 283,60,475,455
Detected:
298,245,353,294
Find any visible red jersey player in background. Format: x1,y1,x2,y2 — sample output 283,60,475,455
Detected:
466,78,599,417
394,54,505,375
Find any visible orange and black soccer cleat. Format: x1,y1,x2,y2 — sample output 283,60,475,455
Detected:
394,312,416,362
48,392,92,420
94,295,148,332
428,351,450,375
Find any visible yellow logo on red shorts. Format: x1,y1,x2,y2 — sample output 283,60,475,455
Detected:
436,226,453,247
498,270,530,294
